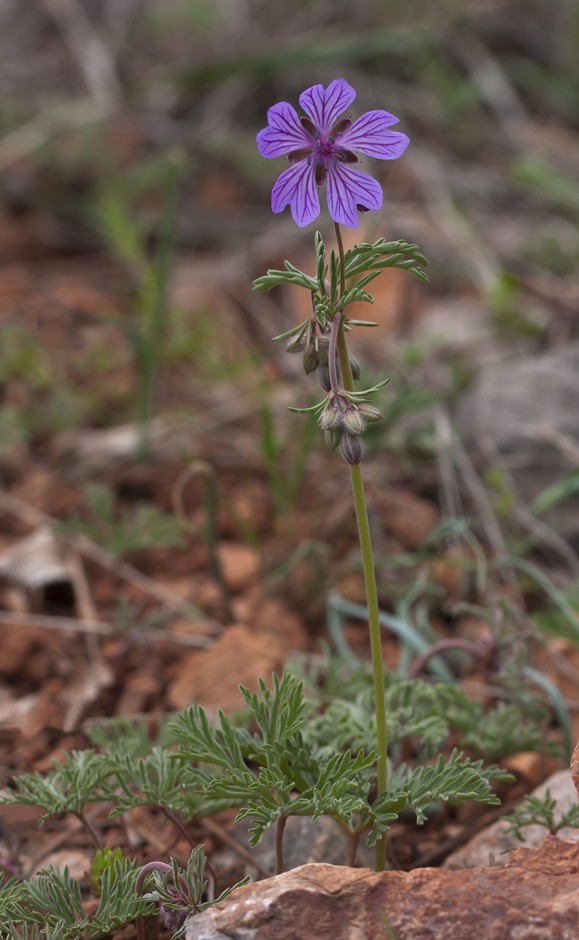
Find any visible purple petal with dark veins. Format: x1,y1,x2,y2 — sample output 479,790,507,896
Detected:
299,79,356,136
257,102,314,158
338,110,410,160
271,159,320,227
326,163,383,229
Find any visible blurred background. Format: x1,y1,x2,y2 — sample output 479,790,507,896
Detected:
0,0,579,874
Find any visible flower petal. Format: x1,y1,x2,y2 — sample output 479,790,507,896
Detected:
271,159,320,227
299,79,356,136
338,110,410,160
326,163,383,229
257,102,314,158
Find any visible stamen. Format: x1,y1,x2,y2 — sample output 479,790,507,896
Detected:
307,155,311,165
328,136,335,143
314,130,321,141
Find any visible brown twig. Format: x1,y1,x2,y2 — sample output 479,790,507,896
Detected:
0,610,212,647
202,816,272,878
171,462,235,623
76,809,104,852
408,637,496,680
158,807,217,900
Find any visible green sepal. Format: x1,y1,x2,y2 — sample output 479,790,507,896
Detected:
271,320,308,342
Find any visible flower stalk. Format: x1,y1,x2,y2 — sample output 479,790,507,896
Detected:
334,221,388,872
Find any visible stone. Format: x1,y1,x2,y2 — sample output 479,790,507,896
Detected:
415,297,493,352
166,624,285,713
377,489,439,550
216,544,261,594
443,768,578,870
186,836,579,940
34,849,92,880
232,591,310,652
456,342,579,536
232,815,375,880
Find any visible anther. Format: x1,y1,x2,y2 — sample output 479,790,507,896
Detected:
314,130,321,140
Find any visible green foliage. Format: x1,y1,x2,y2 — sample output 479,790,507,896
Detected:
170,671,513,845
85,848,124,896
95,152,184,459
291,656,549,764
101,746,205,820
0,750,110,822
532,470,579,516
1,858,153,940
253,237,428,310
441,695,549,763
368,749,509,845
61,483,185,556
505,789,579,842
140,847,249,938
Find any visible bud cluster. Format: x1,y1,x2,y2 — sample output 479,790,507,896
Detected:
320,391,383,467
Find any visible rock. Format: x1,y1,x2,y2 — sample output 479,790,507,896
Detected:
34,849,92,880
232,815,375,879
443,768,577,870
166,624,285,713
216,544,261,594
232,591,310,652
377,488,440,550
456,343,579,527
187,836,579,940
114,673,161,717
415,297,493,352
0,526,71,591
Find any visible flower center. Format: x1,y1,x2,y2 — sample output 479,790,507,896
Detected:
288,117,359,185
309,131,359,181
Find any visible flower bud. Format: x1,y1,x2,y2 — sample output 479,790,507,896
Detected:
318,363,332,391
324,427,343,450
321,403,340,431
302,345,319,374
286,335,304,353
357,403,383,424
343,406,364,435
340,431,363,467
349,355,361,381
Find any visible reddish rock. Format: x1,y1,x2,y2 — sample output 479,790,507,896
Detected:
186,836,579,939
216,543,261,593
166,624,284,713
377,489,439,550
233,591,309,652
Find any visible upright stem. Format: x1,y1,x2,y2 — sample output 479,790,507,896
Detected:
328,310,342,391
76,810,104,852
276,815,287,875
158,806,217,898
345,828,360,867
334,222,388,873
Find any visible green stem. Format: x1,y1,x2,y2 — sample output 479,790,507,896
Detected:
137,151,183,461
334,221,387,873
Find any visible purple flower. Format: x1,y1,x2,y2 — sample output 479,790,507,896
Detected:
257,78,409,229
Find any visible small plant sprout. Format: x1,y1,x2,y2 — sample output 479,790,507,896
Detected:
135,847,248,940
505,790,579,843
255,78,427,871
96,151,185,461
